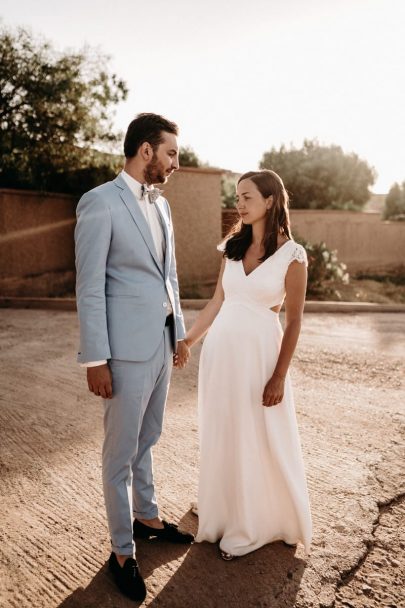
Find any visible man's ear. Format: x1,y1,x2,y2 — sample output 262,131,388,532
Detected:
140,142,152,161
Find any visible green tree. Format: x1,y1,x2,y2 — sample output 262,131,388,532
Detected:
260,140,376,210
384,182,405,220
179,145,201,167
221,174,238,208
0,26,128,192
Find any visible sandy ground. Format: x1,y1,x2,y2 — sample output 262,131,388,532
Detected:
0,309,404,608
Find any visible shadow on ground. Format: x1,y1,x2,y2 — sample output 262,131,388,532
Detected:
58,512,307,608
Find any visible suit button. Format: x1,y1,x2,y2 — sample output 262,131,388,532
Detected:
163,302,167,308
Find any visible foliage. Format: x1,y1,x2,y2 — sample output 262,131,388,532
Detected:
260,140,376,210
179,145,201,167
0,26,128,193
221,174,238,208
294,235,350,297
355,265,405,286
383,182,405,221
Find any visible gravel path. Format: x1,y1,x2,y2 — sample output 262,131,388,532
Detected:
0,309,404,608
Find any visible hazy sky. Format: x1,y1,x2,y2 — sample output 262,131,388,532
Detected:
2,0,404,191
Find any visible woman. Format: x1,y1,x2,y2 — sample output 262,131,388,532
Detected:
184,169,312,559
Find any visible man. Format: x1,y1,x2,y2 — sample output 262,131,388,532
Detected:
75,113,193,602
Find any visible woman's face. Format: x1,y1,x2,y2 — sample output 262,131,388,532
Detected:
236,179,271,225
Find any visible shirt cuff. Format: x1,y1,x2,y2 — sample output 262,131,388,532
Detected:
80,360,107,368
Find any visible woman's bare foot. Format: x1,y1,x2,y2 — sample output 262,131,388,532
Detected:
220,550,236,561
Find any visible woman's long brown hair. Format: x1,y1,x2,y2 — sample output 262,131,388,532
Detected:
224,169,292,261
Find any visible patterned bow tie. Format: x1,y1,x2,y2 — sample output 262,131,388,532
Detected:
141,184,163,204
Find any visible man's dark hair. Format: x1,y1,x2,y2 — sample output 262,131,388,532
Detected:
124,113,179,158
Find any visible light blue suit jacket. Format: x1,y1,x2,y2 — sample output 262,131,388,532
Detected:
75,174,186,363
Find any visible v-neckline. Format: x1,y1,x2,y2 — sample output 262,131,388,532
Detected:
241,240,292,277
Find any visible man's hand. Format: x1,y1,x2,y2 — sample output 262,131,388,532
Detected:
173,340,190,369
87,363,113,399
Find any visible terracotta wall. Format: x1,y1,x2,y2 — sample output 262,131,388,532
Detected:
0,167,223,297
155,167,223,296
222,208,405,273
0,189,77,296
0,189,77,276
290,209,405,273
2,176,401,298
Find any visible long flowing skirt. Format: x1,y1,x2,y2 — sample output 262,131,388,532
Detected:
195,300,312,555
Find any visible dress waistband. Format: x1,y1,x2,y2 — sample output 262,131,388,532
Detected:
222,298,281,317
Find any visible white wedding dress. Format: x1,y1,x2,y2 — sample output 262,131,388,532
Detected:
195,239,312,556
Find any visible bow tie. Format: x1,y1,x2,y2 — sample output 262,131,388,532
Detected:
141,184,163,204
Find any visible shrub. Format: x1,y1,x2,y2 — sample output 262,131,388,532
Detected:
383,182,405,220
355,265,405,286
294,236,349,297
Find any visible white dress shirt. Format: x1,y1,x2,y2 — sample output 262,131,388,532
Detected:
82,171,173,368
121,170,167,269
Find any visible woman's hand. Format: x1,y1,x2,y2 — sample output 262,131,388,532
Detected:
262,373,285,407
173,340,191,369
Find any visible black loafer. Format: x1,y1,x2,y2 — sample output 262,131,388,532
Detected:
133,519,194,544
108,552,146,602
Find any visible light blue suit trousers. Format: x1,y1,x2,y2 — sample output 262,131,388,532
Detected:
103,327,173,556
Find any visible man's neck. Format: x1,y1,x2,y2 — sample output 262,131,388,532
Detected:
123,162,147,185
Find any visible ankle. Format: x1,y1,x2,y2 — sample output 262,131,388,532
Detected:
115,553,134,568
138,516,163,529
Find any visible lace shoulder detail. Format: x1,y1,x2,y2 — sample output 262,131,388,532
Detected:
288,243,308,267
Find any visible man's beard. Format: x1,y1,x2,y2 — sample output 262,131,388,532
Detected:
144,153,167,185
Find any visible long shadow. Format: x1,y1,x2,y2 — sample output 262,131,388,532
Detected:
149,544,306,608
57,517,194,607
56,541,191,608
58,511,307,608
146,511,307,608
57,564,117,608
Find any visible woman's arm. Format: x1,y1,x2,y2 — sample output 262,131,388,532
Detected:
273,259,307,376
262,260,307,406
184,259,226,348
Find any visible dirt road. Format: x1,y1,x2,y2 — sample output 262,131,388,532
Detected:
0,309,404,608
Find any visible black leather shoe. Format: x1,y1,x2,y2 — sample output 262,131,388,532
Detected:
133,519,194,544
108,552,146,602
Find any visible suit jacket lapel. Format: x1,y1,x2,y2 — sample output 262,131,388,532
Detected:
155,201,171,279
113,176,164,276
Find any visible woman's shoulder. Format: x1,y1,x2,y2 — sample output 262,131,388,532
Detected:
282,239,308,267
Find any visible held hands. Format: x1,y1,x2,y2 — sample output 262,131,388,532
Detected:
262,372,285,407
173,340,191,369
87,363,113,399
